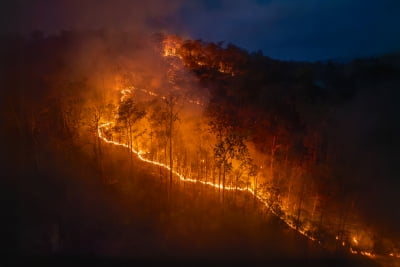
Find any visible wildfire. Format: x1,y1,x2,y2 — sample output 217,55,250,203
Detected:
97,104,394,261
119,85,204,107
98,121,255,191
162,35,182,58
97,81,367,258
94,37,400,262
98,120,320,245
161,35,236,76
360,251,374,258
120,88,132,101
389,252,400,258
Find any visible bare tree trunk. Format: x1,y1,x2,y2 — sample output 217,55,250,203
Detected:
218,165,221,195
130,125,133,156
318,209,324,230
222,162,226,203
169,118,173,199
205,156,208,182
253,174,258,206
311,194,319,221
270,135,276,179
150,131,153,161
296,176,306,230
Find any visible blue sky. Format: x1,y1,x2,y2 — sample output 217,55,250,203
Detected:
177,0,400,61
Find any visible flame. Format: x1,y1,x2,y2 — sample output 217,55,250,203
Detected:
99,121,255,191
98,120,320,243
97,101,393,260
360,251,374,258
93,39,400,261
99,81,385,257
99,83,308,238
161,35,236,76
388,252,400,258
119,86,204,107
120,88,132,101
162,36,182,58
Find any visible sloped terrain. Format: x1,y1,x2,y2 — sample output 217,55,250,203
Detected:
4,142,379,266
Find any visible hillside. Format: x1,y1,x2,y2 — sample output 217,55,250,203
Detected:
1,31,399,266
4,139,379,266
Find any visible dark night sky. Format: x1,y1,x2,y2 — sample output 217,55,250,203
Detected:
179,0,400,61
2,0,400,61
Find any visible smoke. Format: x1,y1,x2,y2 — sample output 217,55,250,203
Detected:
1,0,184,35
0,0,207,118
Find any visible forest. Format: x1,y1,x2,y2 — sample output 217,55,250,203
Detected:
1,30,399,266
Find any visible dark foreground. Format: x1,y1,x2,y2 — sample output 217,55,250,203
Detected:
3,143,379,267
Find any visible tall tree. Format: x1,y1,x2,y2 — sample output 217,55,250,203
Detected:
163,93,179,200
117,96,146,171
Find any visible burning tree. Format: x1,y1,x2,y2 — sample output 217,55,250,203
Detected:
117,95,146,170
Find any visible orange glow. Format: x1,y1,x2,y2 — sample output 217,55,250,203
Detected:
93,37,395,261
96,82,377,259
161,35,236,76
98,120,319,243
360,251,374,258
162,35,182,58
